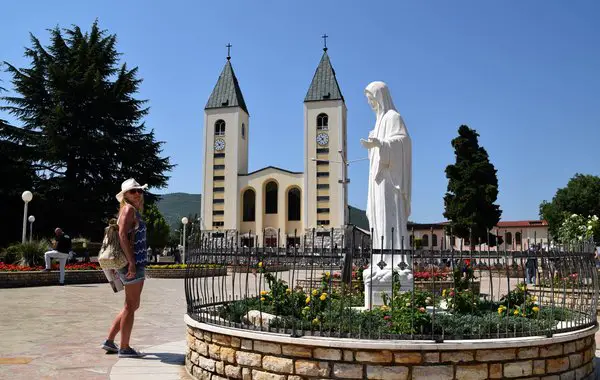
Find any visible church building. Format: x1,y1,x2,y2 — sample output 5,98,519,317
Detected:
201,46,348,247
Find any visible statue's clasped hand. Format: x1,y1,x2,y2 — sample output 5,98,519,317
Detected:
360,137,382,149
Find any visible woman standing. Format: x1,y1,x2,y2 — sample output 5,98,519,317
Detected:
101,179,148,358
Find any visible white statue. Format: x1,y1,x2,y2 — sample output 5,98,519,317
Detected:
360,81,413,306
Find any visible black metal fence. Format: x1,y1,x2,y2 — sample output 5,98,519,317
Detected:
184,228,598,341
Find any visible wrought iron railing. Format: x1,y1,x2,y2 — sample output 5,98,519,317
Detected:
184,228,598,341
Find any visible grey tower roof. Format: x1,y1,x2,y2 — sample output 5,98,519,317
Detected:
304,50,344,102
205,60,248,114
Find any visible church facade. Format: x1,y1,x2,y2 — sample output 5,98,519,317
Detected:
201,48,348,247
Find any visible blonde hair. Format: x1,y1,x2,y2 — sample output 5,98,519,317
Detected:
118,195,144,214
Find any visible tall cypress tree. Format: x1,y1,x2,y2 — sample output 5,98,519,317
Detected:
1,21,173,241
443,125,502,247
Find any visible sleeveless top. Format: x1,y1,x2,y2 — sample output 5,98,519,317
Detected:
132,210,147,265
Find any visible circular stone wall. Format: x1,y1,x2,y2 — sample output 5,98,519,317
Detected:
185,316,596,380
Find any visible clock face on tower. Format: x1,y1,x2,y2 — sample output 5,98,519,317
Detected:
316,133,329,146
214,138,225,151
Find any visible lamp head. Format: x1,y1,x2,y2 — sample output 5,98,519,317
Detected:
22,191,33,202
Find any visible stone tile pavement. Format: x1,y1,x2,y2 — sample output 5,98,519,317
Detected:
0,277,599,379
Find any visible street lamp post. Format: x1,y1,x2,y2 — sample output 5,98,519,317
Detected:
28,215,35,242
21,191,33,243
182,217,189,264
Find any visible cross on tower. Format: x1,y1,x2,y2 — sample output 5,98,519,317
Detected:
321,34,328,51
226,43,232,60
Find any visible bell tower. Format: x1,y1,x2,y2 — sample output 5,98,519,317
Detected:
303,41,348,231
202,48,249,230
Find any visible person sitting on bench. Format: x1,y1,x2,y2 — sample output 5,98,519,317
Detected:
43,228,72,285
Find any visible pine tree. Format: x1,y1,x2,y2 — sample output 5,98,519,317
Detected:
443,125,502,247
1,21,173,241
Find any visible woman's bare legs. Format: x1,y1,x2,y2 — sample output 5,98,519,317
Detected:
107,280,144,348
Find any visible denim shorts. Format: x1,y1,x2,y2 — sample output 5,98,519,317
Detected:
117,264,146,286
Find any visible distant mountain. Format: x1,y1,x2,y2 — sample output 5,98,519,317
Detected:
156,193,202,229
348,205,369,230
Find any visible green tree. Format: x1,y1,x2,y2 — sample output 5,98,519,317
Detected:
539,174,600,243
443,125,502,247
144,203,171,250
1,21,173,242
0,80,37,246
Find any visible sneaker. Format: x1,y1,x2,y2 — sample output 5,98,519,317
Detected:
101,340,119,353
118,347,144,358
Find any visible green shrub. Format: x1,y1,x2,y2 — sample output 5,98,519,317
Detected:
1,246,20,264
6,240,50,266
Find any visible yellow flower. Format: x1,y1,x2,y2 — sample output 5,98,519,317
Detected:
312,318,320,325
513,309,519,316
497,306,506,315
442,289,447,297
286,288,292,294
312,289,318,296
258,262,263,268
325,272,330,277
531,296,538,302
320,294,327,301
532,306,540,313
260,297,265,302
380,305,390,311
305,296,311,304
260,290,268,296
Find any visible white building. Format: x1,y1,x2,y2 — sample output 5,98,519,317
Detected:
201,47,348,247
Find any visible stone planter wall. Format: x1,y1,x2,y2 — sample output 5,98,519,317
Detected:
0,270,107,288
228,265,289,274
0,267,227,287
414,280,481,295
148,267,226,279
489,269,525,278
185,315,597,380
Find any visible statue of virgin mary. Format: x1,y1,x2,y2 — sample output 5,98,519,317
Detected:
360,81,412,289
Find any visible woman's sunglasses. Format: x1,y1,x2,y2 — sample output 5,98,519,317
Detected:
127,189,144,195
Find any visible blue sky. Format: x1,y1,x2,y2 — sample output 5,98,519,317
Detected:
2,1,599,222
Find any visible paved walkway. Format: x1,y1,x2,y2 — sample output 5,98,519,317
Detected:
0,277,599,379
0,278,190,379
110,341,188,380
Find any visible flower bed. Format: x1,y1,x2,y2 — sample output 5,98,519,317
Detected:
0,262,226,286
0,262,101,271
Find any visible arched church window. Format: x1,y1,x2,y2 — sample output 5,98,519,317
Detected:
215,120,226,136
241,123,245,138
242,189,255,222
287,188,301,221
288,187,300,220
432,234,438,247
505,232,513,246
265,181,278,214
316,113,328,130
422,234,429,247
515,232,522,245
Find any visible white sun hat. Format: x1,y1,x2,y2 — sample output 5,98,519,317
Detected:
116,178,148,202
